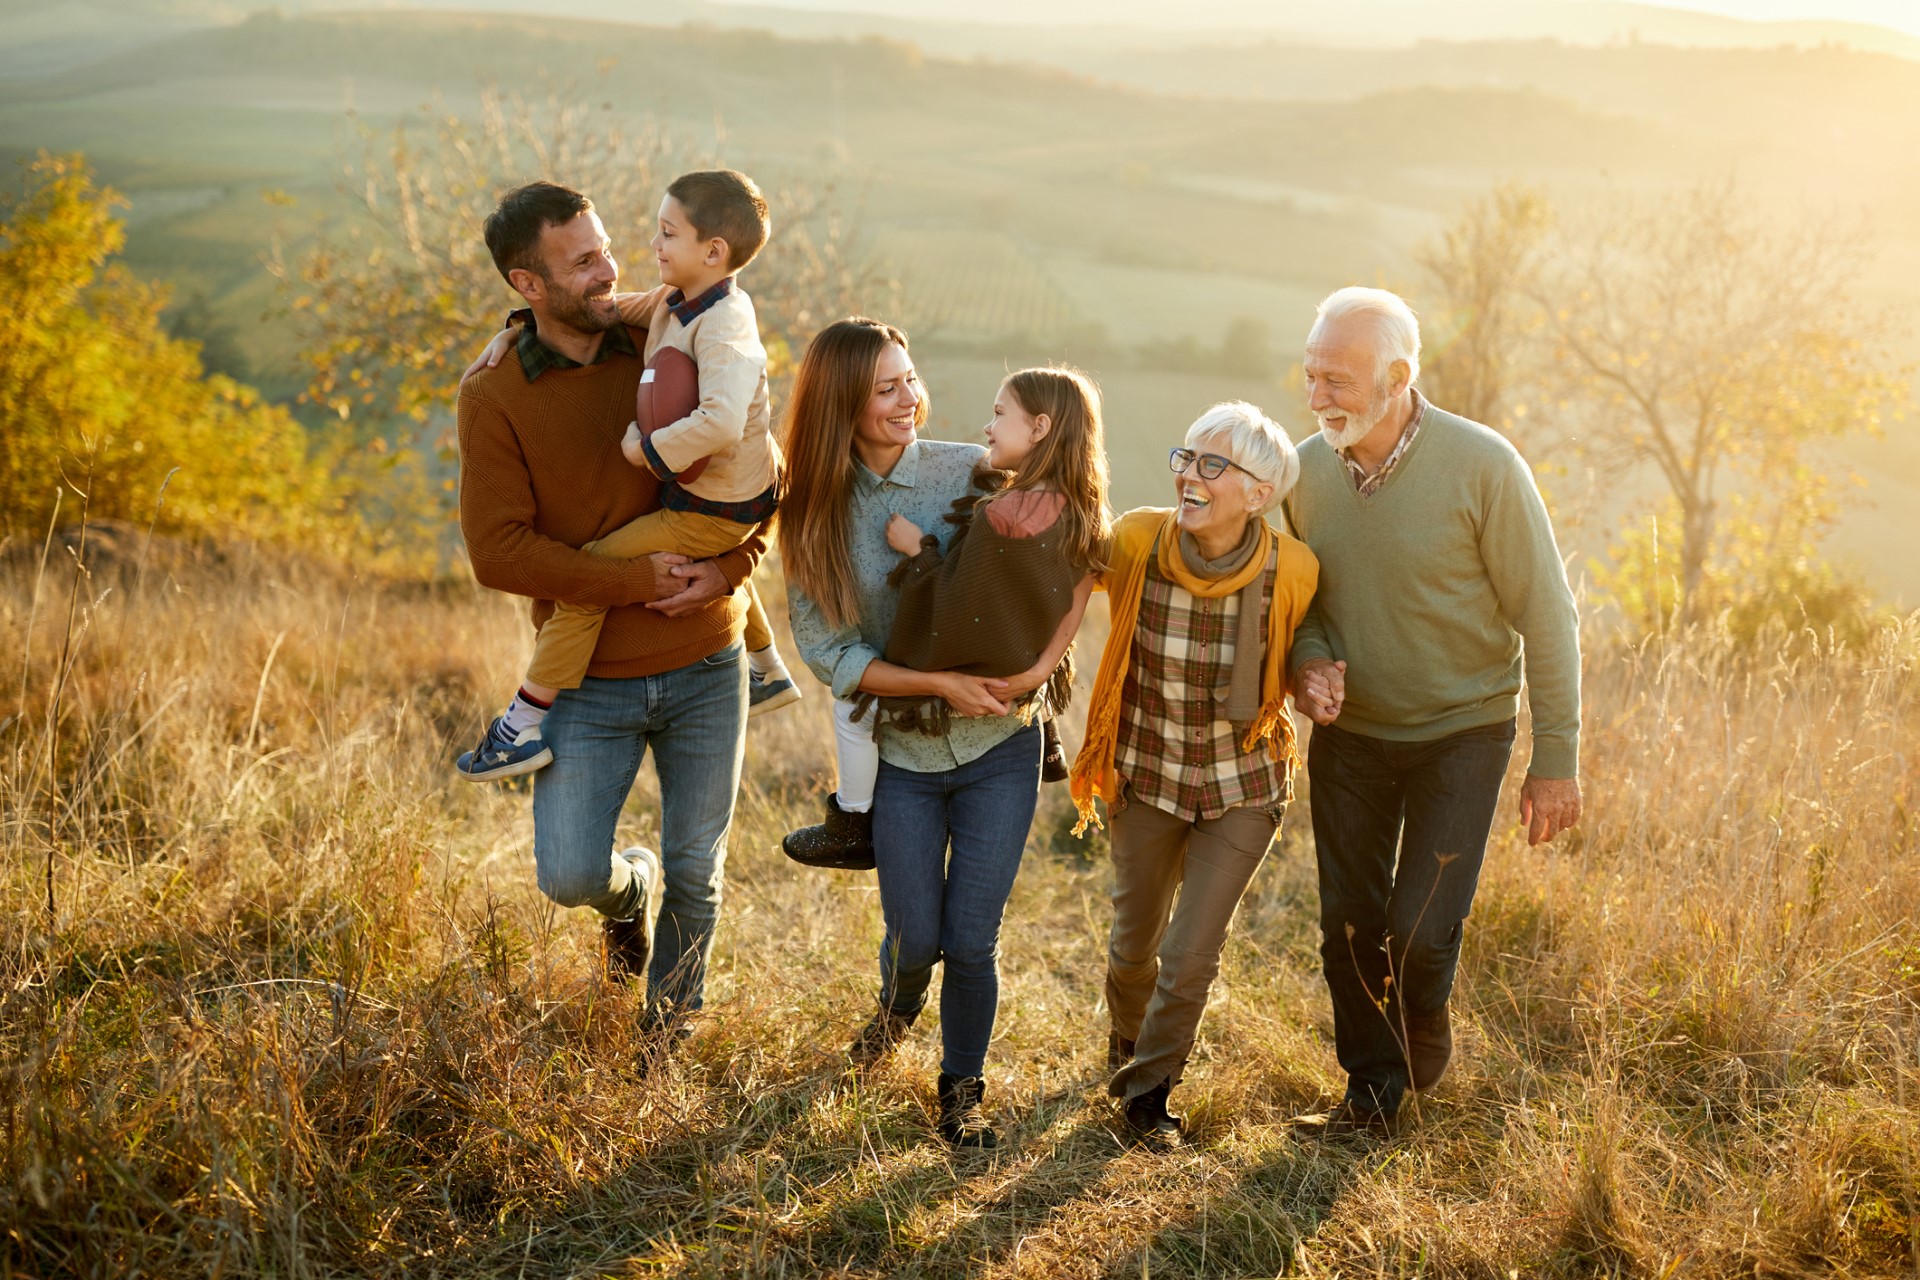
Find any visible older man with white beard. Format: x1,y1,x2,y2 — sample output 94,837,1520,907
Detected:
1283,287,1583,1138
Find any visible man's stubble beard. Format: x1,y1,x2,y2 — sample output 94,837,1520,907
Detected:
544,277,621,334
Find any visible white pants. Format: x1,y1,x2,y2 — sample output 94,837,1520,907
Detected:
832,697,880,813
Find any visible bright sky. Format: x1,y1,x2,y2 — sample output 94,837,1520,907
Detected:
1635,0,1920,35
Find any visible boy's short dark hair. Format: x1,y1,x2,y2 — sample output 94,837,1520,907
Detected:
666,170,770,271
485,182,593,283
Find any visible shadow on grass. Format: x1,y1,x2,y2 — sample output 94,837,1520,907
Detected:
1100,1129,1365,1279
433,1055,1133,1279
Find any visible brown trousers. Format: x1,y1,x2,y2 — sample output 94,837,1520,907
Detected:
1106,791,1279,1099
526,507,773,690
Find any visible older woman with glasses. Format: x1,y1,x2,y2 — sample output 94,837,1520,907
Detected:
1069,401,1320,1144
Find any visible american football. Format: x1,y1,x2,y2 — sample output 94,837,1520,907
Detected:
635,346,709,484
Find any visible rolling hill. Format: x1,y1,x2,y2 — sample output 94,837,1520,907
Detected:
0,6,1914,600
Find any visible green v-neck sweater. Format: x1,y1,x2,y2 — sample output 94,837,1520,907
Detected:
1282,403,1580,779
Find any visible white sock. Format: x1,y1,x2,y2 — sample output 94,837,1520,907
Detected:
500,687,552,736
748,645,790,681
832,697,879,813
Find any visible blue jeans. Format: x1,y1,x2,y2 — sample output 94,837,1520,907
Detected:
1307,718,1516,1116
872,723,1041,1079
532,643,747,1013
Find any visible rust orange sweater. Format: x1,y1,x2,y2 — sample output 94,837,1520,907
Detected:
456,324,767,678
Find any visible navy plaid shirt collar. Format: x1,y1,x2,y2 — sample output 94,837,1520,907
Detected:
512,312,637,383
666,276,734,327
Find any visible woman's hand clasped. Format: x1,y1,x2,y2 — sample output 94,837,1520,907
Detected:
934,671,1011,718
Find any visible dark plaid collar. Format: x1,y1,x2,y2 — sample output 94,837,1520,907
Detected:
512,311,638,383
666,276,734,327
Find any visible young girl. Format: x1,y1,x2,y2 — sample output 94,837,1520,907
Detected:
782,365,1111,869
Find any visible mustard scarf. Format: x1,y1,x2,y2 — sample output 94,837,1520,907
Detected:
1069,508,1315,834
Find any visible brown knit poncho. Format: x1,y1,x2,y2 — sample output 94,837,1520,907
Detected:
858,474,1088,737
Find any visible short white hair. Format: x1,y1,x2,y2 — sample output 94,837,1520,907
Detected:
1311,286,1422,388
1184,400,1300,517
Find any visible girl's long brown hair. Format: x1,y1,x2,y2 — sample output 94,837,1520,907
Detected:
996,366,1111,575
778,317,926,630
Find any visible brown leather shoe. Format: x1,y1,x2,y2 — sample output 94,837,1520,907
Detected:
1122,1082,1182,1147
604,913,651,982
1407,1006,1453,1092
1292,1099,1399,1141
603,846,658,981
1107,1030,1136,1070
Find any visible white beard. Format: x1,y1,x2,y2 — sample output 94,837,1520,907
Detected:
1317,394,1390,451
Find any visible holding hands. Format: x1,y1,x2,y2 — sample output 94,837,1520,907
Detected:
1295,657,1347,726
1294,656,1583,845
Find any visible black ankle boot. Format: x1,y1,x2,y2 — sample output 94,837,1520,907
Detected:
848,1005,916,1066
1107,1030,1136,1070
782,793,876,870
1123,1081,1182,1146
1040,719,1069,783
936,1072,998,1149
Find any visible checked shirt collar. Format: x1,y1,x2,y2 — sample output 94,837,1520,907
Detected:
1339,388,1428,498
666,276,735,327
511,310,637,383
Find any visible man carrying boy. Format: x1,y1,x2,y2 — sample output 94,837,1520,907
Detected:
459,168,798,785
456,180,768,1026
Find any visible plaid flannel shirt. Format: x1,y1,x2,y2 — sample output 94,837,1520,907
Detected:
658,480,779,523
1114,553,1291,822
509,312,638,382
667,277,734,325
1339,388,1428,497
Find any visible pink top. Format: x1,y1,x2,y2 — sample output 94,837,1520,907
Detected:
981,489,1066,539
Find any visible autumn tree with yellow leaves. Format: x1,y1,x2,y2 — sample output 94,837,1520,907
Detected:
0,154,324,548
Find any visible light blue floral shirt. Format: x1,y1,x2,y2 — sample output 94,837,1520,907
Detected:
786,438,1030,772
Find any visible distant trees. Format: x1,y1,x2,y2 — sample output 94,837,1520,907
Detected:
0,154,348,552
283,89,880,434
1417,180,1906,635
1413,183,1551,431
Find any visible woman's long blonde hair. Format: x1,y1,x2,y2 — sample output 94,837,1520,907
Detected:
778,317,926,630
996,366,1111,575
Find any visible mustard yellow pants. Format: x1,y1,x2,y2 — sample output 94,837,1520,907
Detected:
527,507,773,691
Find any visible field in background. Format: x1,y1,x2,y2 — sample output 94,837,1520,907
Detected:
3,8,1918,601
1,537,1915,1277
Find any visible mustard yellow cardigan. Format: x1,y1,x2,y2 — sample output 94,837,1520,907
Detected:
1069,507,1320,833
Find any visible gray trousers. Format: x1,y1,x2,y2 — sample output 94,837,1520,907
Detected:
1105,792,1279,1099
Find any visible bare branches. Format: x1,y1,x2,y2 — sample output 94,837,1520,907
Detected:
282,87,884,435
1418,179,1906,626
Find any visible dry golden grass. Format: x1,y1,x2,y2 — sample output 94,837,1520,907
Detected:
3,540,1917,1278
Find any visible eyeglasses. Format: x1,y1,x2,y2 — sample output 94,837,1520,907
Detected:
1169,447,1264,483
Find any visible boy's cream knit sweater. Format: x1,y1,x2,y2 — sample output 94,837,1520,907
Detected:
617,282,775,506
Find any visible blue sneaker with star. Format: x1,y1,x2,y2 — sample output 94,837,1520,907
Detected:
455,715,554,783
748,671,803,719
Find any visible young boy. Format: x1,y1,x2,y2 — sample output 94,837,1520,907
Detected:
457,169,799,783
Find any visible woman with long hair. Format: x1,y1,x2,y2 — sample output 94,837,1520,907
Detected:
781,319,1097,1149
